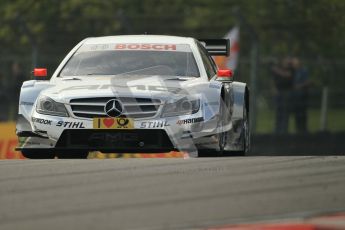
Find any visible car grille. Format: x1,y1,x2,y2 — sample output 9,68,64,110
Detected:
69,97,162,119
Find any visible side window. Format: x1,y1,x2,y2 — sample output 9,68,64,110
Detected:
197,43,217,80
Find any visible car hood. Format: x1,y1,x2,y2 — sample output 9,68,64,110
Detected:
44,75,205,103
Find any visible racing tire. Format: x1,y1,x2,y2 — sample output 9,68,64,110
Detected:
220,97,250,157
21,149,56,159
238,101,250,156
57,151,89,159
228,100,250,156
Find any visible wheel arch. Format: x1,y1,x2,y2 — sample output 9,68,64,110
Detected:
230,81,248,121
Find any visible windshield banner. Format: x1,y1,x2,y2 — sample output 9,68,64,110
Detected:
77,43,192,53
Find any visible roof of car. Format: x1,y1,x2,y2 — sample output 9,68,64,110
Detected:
83,35,196,45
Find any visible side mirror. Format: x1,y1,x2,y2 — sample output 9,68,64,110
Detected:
33,68,48,80
216,69,233,81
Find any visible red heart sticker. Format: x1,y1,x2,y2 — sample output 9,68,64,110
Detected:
103,118,114,128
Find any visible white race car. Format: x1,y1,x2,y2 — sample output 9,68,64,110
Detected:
16,35,250,158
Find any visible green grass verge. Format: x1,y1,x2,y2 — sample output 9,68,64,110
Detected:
255,108,345,134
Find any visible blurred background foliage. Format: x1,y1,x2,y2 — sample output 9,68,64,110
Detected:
0,0,344,132
2,0,345,61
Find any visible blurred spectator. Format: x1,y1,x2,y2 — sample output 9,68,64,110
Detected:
271,57,294,134
0,72,9,121
9,62,27,120
291,57,310,134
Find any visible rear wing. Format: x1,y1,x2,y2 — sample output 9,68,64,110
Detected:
198,39,230,57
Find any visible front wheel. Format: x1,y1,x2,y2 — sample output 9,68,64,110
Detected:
240,101,250,155
21,149,56,159
220,97,250,157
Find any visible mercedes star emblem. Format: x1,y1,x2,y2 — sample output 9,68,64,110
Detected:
105,99,123,117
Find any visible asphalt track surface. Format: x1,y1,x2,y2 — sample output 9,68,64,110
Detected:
1,156,345,230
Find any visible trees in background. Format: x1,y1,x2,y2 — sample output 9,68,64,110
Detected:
0,0,344,91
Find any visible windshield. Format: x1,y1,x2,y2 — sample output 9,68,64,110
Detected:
59,43,200,77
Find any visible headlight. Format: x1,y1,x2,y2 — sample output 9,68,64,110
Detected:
161,97,200,117
36,96,69,117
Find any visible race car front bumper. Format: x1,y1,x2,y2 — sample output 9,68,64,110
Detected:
16,110,221,153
